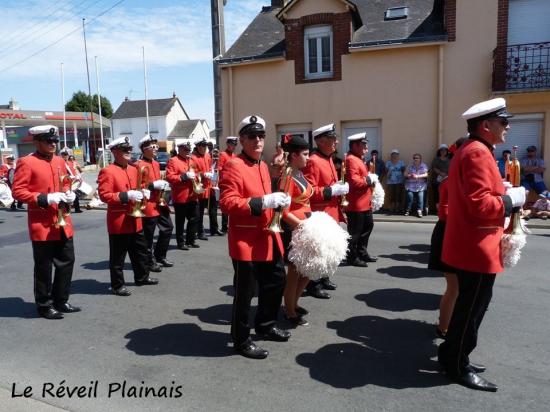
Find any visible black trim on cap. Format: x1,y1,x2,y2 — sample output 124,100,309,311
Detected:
249,197,263,216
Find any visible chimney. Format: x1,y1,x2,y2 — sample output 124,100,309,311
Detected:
124,96,129,101
173,91,176,98
271,0,285,7
9,97,20,110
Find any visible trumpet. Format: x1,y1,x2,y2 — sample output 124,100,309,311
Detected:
190,164,205,195
340,154,349,208
504,145,529,235
207,148,220,210
268,152,292,233
157,170,168,207
128,166,147,217
56,167,73,228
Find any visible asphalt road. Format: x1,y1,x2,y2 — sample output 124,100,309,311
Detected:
0,208,549,412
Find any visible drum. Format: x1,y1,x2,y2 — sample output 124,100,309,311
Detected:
75,181,94,198
0,181,14,207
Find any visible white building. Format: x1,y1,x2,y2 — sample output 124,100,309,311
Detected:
111,93,210,150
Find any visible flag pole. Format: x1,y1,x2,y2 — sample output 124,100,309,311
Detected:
61,62,67,149
143,46,150,136
94,56,106,167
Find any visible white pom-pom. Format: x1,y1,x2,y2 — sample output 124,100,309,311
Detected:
501,233,527,268
369,173,385,212
288,211,349,280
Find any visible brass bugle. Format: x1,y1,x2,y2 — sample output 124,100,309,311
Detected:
340,154,349,208
128,166,147,217
504,145,529,235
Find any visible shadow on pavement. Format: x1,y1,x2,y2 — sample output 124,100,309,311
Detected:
0,297,37,319
379,252,429,264
399,244,430,252
296,316,445,389
184,304,232,326
81,261,132,271
356,288,440,312
219,285,234,297
377,265,439,279
124,323,232,357
71,278,112,295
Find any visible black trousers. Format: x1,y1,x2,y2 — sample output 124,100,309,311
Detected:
231,246,286,348
221,213,228,232
142,207,174,263
32,235,75,308
346,210,374,262
438,270,496,376
108,231,150,290
208,190,219,233
174,201,198,246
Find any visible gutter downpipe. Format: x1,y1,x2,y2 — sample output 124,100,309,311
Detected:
228,66,234,135
437,44,444,146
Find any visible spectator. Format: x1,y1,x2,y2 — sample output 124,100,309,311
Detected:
520,145,547,194
404,153,429,217
385,149,405,213
431,144,450,210
497,149,511,179
368,150,386,179
523,191,550,220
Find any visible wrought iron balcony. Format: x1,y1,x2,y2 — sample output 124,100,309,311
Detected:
493,41,550,92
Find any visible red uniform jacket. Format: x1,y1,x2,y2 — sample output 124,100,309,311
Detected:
0,164,10,179
219,154,283,261
166,155,196,204
437,178,449,221
345,153,373,212
303,151,345,222
218,150,236,180
136,158,162,217
442,138,507,273
283,173,314,221
11,153,74,241
97,163,143,234
191,152,212,200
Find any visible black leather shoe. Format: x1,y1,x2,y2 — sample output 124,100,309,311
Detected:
257,326,291,342
235,342,268,359
308,288,331,299
296,306,309,316
197,234,208,241
149,262,163,273
135,277,159,286
349,259,368,267
112,286,132,296
210,230,225,236
157,258,174,267
363,255,378,263
321,278,337,290
177,244,189,250
453,371,497,392
187,243,200,248
54,303,81,313
37,307,64,319
468,362,486,373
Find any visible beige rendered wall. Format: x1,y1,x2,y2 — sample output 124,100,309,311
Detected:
284,0,348,18
222,45,440,164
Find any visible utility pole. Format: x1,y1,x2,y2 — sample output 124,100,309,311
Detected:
82,18,94,164
211,0,227,144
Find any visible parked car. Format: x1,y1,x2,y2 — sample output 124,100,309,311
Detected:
156,151,170,170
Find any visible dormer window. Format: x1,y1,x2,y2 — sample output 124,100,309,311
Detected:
385,6,409,20
304,25,333,79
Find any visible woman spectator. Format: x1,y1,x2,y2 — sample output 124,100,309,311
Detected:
385,149,405,213
368,150,386,179
404,153,429,217
431,144,450,211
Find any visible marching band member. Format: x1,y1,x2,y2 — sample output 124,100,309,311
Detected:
302,124,348,298
280,134,313,326
166,141,200,250
60,150,83,213
97,137,159,297
345,132,377,267
206,140,224,236
1,155,24,210
219,115,291,359
192,138,214,240
136,135,174,272
218,136,238,233
438,98,526,392
11,125,80,319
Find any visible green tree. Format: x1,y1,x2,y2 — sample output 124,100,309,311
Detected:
65,90,113,118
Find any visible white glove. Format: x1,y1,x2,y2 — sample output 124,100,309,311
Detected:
47,192,67,205
203,172,214,180
152,180,169,190
142,189,151,200
65,191,76,204
502,181,513,190
185,170,196,180
127,190,144,201
262,192,291,209
506,186,526,207
330,182,349,197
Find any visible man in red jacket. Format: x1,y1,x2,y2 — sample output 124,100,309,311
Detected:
302,123,348,298
439,98,526,392
191,138,215,240
136,135,173,272
97,137,159,297
11,125,80,319
345,132,377,267
166,141,199,250
218,136,238,232
219,115,291,359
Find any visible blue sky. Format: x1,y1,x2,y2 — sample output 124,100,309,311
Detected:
0,0,264,129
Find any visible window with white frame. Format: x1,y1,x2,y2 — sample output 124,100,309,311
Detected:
304,26,333,79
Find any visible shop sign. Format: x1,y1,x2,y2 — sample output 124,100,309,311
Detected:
0,112,27,119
